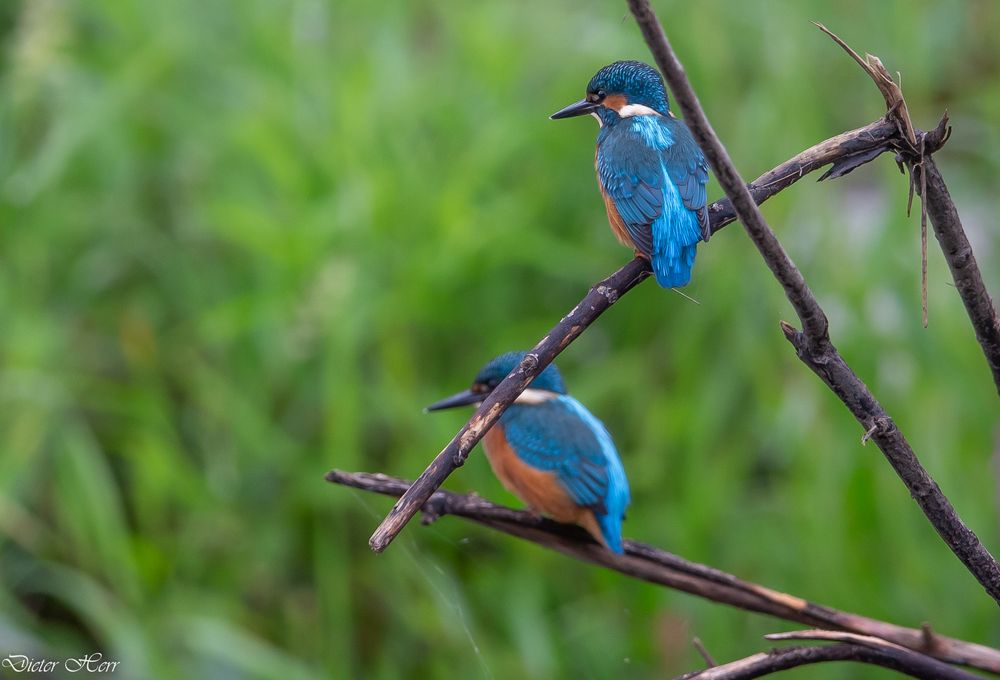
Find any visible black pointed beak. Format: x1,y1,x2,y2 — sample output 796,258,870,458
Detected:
424,388,483,413
550,98,598,120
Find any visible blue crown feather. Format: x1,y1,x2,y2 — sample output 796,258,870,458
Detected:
473,351,567,394
587,60,670,114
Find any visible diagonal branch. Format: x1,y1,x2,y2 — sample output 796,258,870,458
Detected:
366,118,903,553
331,470,1000,676
367,256,651,552
626,0,1000,605
628,0,829,346
708,118,898,235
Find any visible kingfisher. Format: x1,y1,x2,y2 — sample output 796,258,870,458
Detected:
551,60,710,288
425,351,631,553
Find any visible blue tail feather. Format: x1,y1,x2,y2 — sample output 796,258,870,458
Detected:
596,511,625,554
652,242,697,288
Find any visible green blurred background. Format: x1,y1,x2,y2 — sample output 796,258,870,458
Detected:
1,0,998,677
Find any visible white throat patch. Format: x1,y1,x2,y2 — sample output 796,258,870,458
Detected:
617,103,662,118
514,388,559,405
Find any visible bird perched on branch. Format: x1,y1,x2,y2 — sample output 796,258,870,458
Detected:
551,60,710,288
426,351,631,553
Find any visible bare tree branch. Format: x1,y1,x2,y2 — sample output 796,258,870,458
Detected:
677,642,980,680
366,115,906,553
331,470,1000,675
692,637,717,668
815,23,1000,394
708,118,897,235
764,629,926,649
626,0,1000,605
918,157,1000,392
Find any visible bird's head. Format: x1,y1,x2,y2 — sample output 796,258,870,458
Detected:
425,351,567,412
550,60,669,125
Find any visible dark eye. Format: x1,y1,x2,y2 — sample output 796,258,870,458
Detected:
597,89,606,98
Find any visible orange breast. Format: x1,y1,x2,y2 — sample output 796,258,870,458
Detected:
482,425,608,548
595,154,636,250
601,187,636,249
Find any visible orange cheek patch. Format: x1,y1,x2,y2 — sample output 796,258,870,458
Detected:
603,94,627,111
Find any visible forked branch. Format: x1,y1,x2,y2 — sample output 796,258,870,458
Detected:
626,0,1000,605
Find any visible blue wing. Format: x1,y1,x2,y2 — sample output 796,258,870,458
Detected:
500,397,631,551
597,115,709,287
662,118,711,242
500,398,610,511
596,130,662,256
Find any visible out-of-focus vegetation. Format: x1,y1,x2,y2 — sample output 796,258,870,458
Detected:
1,0,998,677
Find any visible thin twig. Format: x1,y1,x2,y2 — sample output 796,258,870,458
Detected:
920,135,929,328
331,470,1000,675
693,637,717,668
366,117,904,553
861,423,878,445
921,213,928,326
627,0,1000,605
677,642,979,680
760,629,981,679
766,628,921,648
813,23,918,149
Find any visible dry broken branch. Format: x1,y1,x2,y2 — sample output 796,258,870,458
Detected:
817,23,1000,394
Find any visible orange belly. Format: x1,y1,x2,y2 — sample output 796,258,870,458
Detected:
482,425,606,548
600,186,636,250
594,154,637,251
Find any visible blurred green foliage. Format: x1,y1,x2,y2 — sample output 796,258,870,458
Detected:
1,0,998,678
